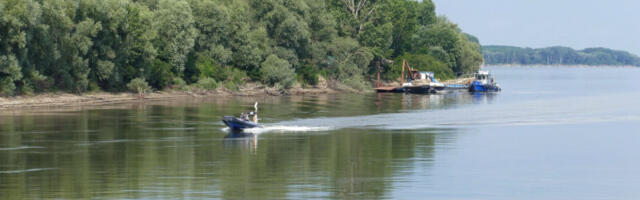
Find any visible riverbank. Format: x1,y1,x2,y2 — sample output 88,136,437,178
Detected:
1,75,478,111
0,82,339,110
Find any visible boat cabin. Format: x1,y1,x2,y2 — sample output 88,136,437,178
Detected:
474,71,495,84
409,70,436,82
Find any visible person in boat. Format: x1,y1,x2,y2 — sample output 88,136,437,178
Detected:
238,102,260,122
248,111,258,123
239,111,258,122
251,102,259,123
239,112,249,121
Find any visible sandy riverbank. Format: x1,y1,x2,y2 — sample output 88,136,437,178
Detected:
0,82,339,110
1,75,477,111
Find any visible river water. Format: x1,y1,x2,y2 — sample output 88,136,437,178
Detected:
1,66,639,199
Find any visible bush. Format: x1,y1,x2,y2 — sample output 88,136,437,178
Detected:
88,81,101,92
29,71,51,93
195,57,227,81
342,76,368,91
0,55,22,96
0,78,16,96
195,77,218,90
20,82,35,96
172,77,187,90
195,56,247,90
260,55,296,89
148,59,174,89
223,81,239,91
298,64,319,86
127,78,151,95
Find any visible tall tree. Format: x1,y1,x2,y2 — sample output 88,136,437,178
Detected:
330,0,385,37
153,0,197,74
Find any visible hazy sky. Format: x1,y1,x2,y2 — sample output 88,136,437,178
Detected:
432,0,640,54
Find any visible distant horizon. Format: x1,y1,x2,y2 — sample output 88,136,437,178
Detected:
481,44,640,56
432,0,640,55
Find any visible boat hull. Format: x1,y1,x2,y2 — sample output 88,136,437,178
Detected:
375,86,405,93
469,81,501,92
222,116,262,130
404,85,445,94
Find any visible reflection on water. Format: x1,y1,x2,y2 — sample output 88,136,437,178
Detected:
223,132,258,152
2,66,640,199
0,93,461,199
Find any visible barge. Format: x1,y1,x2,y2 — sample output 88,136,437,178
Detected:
375,60,470,94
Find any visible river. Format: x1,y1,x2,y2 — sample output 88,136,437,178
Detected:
1,66,639,199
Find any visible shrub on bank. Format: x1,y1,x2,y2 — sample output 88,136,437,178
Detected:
171,77,189,91
195,77,218,90
127,78,151,95
260,55,296,89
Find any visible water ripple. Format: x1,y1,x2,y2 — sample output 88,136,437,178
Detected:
0,168,55,174
0,146,46,151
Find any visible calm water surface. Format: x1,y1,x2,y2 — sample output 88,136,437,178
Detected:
1,66,639,199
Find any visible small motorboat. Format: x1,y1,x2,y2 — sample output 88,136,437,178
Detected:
222,102,262,131
469,71,501,92
222,116,262,130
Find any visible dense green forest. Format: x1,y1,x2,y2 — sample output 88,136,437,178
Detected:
483,45,640,66
0,0,483,96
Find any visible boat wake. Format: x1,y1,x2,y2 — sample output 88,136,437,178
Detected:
270,92,640,130
0,146,46,151
222,125,333,134
0,168,55,174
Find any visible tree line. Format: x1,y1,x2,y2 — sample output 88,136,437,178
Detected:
0,0,483,96
483,45,640,67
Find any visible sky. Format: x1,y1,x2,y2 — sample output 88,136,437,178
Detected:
431,0,640,55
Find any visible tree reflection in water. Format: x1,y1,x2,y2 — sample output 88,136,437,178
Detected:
0,94,461,199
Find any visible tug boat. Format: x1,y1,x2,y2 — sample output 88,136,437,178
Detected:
469,71,501,92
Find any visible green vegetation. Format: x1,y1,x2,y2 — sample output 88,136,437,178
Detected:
260,55,296,89
126,78,151,95
195,77,218,90
391,53,453,80
483,45,640,66
0,0,483,96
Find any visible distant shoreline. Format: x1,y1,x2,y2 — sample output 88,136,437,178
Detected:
482,45,640,67
484,64,638,68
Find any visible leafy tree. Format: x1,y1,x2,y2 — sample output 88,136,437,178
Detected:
0,55,22,95
329,0,386,37
393,53,452,80
382,0,418,57
326,37,374,89
409,17,483,76
0,0,485,96
147,59,173,89
153,0,198,74
260,54,296,89
78,0,157,91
